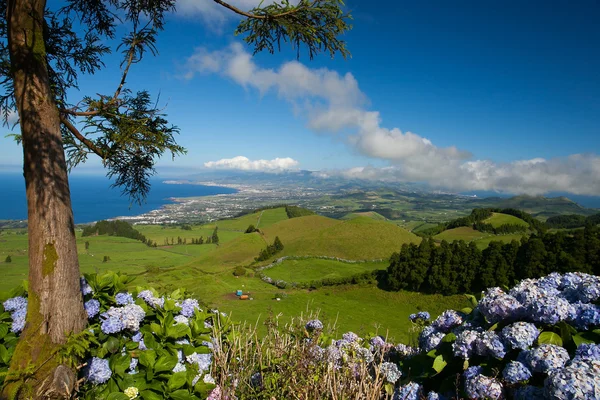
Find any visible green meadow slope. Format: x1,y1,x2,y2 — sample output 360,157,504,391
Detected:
483,212,529,228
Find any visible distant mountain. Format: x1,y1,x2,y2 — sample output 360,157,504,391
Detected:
476,195,596,219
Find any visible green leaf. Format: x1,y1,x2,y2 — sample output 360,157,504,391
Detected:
460,307,473,315
465,294,478,308
0,345,9,364
487,323,499,332
110,354,131,378
151,323,164,337
573,333,596,346
141,390,164,400
0,324,8,339
167,324,190,339
105,336,121,354
442,333,456,343
138,350,157,368
154,355,178,373
169,389,196,400
168,372,187,391
432,355,447,374
538,331,563,346
107,393,130,400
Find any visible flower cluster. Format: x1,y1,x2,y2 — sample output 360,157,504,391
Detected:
305,319,324,332
3,296,27,333
100,304,145,334
137,290,164,309
85,299,100,319
177,298,200,317
115,292,134,305
409,311,430,322
85,357,112,385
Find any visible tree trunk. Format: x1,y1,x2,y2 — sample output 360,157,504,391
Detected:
2,0,86,398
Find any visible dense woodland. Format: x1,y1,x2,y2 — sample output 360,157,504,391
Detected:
545,212,600,229
387,224,600,295
82,220,148,244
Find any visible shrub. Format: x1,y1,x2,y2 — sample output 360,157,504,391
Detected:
4,255,11,263
233,266,246,277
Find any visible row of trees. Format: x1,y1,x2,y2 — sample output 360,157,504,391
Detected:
388,225,600,295
417,208,545,237
546,213,600,229
82,220,147,243
255,237,284,262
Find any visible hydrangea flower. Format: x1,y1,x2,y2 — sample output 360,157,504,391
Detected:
137,290,164,309
569,302,600,330
478,288,523,324
409,311,430,322
453,330,480,359
124,387,139,399
305,319,324,332
544,360,600,399
84,299,100,319
186,353,212,372
420,331,445,352
10,308,26,333
503,361,532,384
501,322,539,350
128,358,139,375
520,344,570,373
3,296,27,312
393,382,421,400
172,362,186,373
207,386,222,400
131,332,147,350
464,365,483,380
474,331,506,359
342,332,360,343
431,310,463,332
426,392,446,400
115,292,134,305
464,371,503,399
573,343,600,362
80,277,93,296
100,304,145,334
174,315,189,325
394,343,418,359
177,298,200,317
369,336,386,349
379,362,402,384
85,357,112,385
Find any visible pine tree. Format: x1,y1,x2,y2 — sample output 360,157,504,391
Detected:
212,227,219,245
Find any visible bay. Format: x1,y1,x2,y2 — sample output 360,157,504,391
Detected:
0,173,236,223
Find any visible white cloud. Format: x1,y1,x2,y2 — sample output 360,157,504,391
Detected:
1,108,19,127
185,44,600,196
175,0,299,22
204,155,299,172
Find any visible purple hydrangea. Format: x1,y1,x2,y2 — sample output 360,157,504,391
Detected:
342,332,360,343
85,357,112,385
501,322,540,350
395,343,419,359
426,392,445,400
464,370,503,399
84,299,100,319
573,343,600,362
137,290,164,309
409,311,430,322
177,298,200,317
100,304,145,334
464,366,483,380
305,319,324,332
393,382,422,400
80,277,93,296
453,330,480,359
115,292,134,305
520,344,570,373
10,308,26,333
474,331,506,359
503,361,532,384
174,315,189,325
207,386,222,400
379,362,402,384
131,331,147,350
478,288,523,324
544,360,600,399
431,310,463,332
172,362,187,373
369,336,386,349
569,302,600,330
420,331,445,352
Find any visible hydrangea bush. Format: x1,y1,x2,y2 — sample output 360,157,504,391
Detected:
1,271,599,399
1,272,226,399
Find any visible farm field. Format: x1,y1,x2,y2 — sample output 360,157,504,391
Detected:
265,258,387,284
434,226,491,242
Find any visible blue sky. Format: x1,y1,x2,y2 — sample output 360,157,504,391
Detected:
1,0,599,195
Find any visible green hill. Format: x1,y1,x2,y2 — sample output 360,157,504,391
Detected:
482,195,596,218
434,227,491,242
261,215,420,260
483,212,529,228
341,211,387,221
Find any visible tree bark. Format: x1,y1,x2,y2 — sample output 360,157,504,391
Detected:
3,0,86,398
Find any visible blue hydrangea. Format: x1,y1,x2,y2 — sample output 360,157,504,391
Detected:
409,311,430,322
137,290,164,309
100,304,145,334
369,336,386,349
84,299,100,319
250,372,262,388
431,310,463,332
537,273,563,290
513,385,545,400
80,277,93,296
478,288,523,324
464,365,483,380
100,313,124,334
453,330,480,359
85,357,112,385
172,362,187,373
394,343,418,359
186,353,212,372
464,371,503,399
131,331,147,350
325,344,343,365
426,392,445,400
342,332,360,343
128,358,139,375
573,343,600,362
115,292,134,305
10,308,26,333
569,302,600,330
520,344,570,373
177,298,200,317
379,362,402,384
3,296,27,312
420,330,445,352
503,361,532,384
305,319,324,332
174,315,189,325
527,295,574,325
474,331,506,359
393,382,422,400
544,360,600,399
501,322,540,350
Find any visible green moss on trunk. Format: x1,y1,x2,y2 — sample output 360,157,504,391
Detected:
42,243,58,277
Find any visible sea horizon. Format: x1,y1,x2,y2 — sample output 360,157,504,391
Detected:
0,172,237,224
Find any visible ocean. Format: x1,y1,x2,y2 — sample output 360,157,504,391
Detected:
0,173,237,223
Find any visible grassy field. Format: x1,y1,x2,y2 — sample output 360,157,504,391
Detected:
434,226,491,242
0,210,468,343
472,234,526,249
483,212,529,228
341,211,387,221
266,258,387,284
